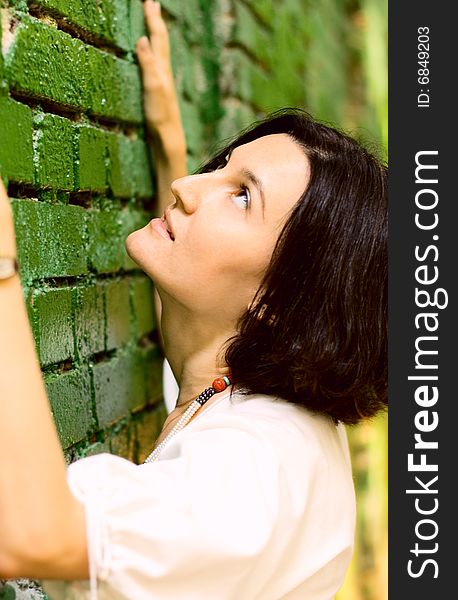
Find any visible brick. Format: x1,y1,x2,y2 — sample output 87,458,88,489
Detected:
168,22,186,95
109,420,136,461
4,15,142,122
106,133,153,199
134,402,168,464
114,57,143,123
74,124,107,192
159,0,183,19
168,23,206,101
233,1,272,68
32,0,103,40
218,99,258,142
180,0,203,44
77,439,112,458
302,3,347,124
224,48,271,111
100,0,130,51
92,347,146,427
0,96,34,183
73,283,105,358
87,204,125,273
86,46,143,123
141,344,162,404
104,278,131,350
183,46,206,101
179,97,204,156
130,138,154,198
29,286,74,366
33,112,75,190
130,275,155,338
11,199,88,282
130,0,148,50
45,366,94,448
106,131,135,198
5,15,88,109
32,0,137,52
242,0,274,25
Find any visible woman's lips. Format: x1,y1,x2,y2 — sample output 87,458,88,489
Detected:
149,217,173,241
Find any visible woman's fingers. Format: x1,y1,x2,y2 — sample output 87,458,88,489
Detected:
135,0,183,139
136,36,159,91
144,0,171,64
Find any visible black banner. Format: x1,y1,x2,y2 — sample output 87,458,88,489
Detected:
389,1,457,596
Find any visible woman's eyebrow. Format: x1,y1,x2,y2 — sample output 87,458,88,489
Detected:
239,168,266,218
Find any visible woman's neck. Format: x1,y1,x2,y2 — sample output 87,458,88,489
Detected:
160,297,235,407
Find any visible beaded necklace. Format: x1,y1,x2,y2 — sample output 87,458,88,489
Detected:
143,375,232,463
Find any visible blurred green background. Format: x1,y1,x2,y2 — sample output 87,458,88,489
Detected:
304,1,388,598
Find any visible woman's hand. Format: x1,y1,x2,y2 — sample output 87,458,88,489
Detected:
0,176,17,257
136,0,186,157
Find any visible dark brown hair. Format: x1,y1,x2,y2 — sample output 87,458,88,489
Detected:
196,108,387,425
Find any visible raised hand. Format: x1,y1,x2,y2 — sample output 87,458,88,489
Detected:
136,0,186,156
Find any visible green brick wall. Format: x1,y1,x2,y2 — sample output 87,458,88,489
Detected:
0,0,369,597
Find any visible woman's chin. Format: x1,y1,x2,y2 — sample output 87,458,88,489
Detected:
125,229,160,282
125,230,141,263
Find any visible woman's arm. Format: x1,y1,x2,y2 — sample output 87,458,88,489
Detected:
136,0,187,343
0,178,88,580
0,3,185,578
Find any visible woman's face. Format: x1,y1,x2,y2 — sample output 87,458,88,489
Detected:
126,133,310,321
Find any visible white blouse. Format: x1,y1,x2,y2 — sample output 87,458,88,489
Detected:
42,390,356,600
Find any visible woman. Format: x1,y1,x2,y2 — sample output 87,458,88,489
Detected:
0,1,387,598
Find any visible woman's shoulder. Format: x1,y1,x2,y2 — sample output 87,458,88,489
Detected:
191,389,353,477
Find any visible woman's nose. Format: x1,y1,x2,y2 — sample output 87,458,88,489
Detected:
170,175,200,214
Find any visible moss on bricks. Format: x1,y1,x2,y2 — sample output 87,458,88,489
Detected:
5,15,88,109
45,366,94,448
106,132,136,198
73,124,107,192
30,286,74,366
32,0,103,40
141,345,163,404
92,348,147,427
86,46,143,123
179,98,204,156
106,133,154,200
114,57,143,123
134,402,168,463
130,0,148,50
109,421,136,461
130,138,154,198
73,284,105,359
104,278,132,350
233,1,272,67
11,199,88,281
0,96,34,183
130,276,156,338
87,204,126,274
100,0,130,51
33,113,75,190
33,0,147,53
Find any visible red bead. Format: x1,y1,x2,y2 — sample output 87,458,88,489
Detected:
212,377,227,392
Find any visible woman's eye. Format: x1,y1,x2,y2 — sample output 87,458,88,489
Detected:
232,186,250,210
